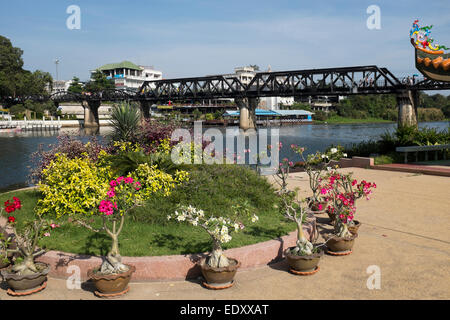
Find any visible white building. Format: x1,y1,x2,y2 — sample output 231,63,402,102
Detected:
258,65,295,110
92,61,163,91
51,80,73,94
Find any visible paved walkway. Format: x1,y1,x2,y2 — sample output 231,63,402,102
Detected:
372,162,450,177
1,168,449,300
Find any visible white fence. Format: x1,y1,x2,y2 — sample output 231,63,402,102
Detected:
0,116,62,131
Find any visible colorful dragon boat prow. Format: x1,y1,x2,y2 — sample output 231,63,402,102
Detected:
410,20,450,82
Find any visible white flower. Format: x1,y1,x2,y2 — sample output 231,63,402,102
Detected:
343,153,347,157
251,215,259,223
176,215,186,222
321,154,326,159
330,148,337,154
167,215,171,220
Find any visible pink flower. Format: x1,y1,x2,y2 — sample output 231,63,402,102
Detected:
99,200,114,216
110,180,118,187
107,188,116,198
117,177,124,183
320,188,328,195
124,177,134,184
318,204,323,211
44,232,51,237
50,223,60,229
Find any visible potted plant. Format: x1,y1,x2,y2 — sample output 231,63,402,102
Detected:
0,196,57,296
279,190,323,275
167,202,259,289
74,176,143,297
322,171,376,254
291,146,344,213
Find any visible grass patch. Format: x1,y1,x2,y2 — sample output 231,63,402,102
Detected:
1,165,294,257
374,154,396,165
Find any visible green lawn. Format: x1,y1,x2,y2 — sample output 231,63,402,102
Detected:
1,165,295,257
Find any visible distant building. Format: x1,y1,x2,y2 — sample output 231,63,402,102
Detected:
91,61,163,91
223,66,257,85
52,80,73,94
258,65,295,110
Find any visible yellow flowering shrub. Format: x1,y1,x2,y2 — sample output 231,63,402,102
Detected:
131,163,189,200
113,141,144,153
36,153,112,218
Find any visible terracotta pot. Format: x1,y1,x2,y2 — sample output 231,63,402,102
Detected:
348,220,361,235
87,264,136,294
325,233,358,253
199,257,240,287
285,247,323,272
1,262,50,292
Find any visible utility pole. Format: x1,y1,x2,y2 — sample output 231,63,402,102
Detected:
55,59,60,81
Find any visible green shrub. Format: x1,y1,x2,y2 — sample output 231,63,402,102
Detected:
36,152,112,218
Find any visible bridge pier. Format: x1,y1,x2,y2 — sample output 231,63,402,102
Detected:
82,100,101,127
139,101,151,120
236,97,258,130
397,90,418,128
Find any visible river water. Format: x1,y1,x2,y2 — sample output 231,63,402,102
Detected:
0,121,448,192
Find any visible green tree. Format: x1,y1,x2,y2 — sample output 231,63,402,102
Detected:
0,35,24,97
84,71,114,93
68,76,83,94
0,36,53,99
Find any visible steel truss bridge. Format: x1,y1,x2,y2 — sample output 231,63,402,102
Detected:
1,65,449,106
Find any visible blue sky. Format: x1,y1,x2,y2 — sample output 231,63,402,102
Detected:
1,0,449,82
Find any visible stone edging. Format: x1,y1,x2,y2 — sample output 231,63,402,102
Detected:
35,229,306,282
34,218,317,282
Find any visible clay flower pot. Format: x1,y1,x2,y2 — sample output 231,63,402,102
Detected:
324,233,358,254
1,262,50,294
285,247,323,275
348,220,361,235
87,264,136,296
199,257,241,289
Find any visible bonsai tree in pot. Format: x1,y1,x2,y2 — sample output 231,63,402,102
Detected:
0,196,58,295
70,176,143,296
279,189,323,275
322,170,376,254
167,202,259,289
291,145,344,213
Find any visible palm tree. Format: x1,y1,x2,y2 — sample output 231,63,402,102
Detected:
109,102,141,142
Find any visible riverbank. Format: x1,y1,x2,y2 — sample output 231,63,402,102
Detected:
314,116,394,124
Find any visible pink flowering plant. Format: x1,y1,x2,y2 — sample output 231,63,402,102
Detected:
322,170,376,238
1,196,59,275
291,145,343,210
75,176,142,275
